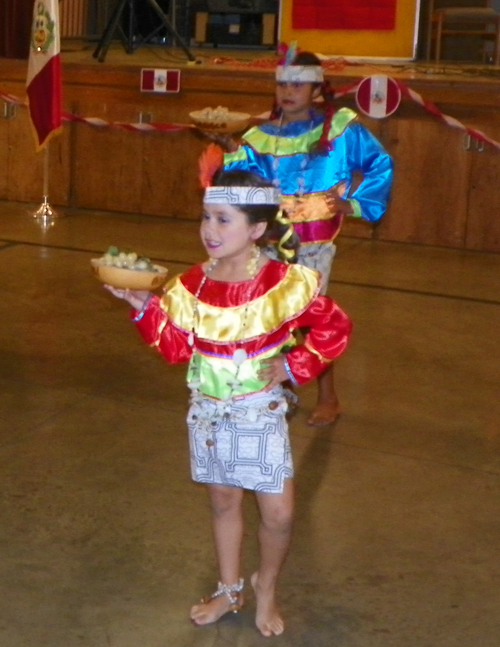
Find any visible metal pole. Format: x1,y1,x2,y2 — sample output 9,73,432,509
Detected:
31,144,61,222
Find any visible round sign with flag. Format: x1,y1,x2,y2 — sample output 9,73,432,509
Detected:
355,75,401,119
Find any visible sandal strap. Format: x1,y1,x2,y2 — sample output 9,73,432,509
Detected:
211,578,244,605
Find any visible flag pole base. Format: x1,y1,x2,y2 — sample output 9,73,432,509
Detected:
31,197,65,219
30,197,64,231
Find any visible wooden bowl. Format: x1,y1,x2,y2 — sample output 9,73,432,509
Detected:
91,259,169,290
189,110,251,134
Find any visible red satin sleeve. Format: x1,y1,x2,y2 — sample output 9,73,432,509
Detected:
285,295,352,385
131,295,192,364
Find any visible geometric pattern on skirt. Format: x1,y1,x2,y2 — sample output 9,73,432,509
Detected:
187,387,293,494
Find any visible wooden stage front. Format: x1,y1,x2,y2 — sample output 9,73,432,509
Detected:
1,41,500,252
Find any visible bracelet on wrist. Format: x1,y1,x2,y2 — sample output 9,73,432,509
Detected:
283,357,299,387
132,294,152,322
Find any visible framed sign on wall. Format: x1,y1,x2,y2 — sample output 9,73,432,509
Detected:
279,0,422,60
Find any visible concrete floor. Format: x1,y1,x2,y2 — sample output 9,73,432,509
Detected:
0,201,499,647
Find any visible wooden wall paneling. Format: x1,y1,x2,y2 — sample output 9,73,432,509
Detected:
0,108,9,199
73,102,144,213
465,124,500,252
141,128,206,219
6,108,71,205
340,218,375,239
5,109,43,202
377,116,470,247
46,129,71,206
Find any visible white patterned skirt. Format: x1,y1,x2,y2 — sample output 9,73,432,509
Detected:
187,387,293,494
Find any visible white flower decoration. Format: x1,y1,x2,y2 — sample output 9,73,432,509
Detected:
232,349,247,366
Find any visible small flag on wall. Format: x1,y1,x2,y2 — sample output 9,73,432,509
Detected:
26,0,63,150
141,69,181,93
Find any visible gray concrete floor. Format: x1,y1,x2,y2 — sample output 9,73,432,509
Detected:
0,201,499,647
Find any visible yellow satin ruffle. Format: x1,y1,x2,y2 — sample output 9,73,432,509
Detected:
161,264,320,342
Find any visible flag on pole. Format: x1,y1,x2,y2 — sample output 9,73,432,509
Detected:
26,0,62,150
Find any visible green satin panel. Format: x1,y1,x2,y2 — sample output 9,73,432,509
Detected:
348,198,362,219
161,264,319,341
223,147,247,163
187,338,295,400
327,107,358,141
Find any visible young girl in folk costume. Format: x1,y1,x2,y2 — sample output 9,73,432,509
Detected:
105,166,352,637
223,46,393,427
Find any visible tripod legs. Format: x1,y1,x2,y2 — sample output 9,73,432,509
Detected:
93,0,196,63
93,0,131,62
145,0,196,62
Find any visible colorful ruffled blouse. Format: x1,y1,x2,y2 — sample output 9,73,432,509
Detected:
224,108,393,244
133,260,352,401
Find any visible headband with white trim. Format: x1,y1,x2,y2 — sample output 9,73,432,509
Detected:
276,65,324,83
204,186,280,205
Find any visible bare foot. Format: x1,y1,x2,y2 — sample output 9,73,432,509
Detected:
251,572,284,637
190,584,244,626
307,400,341,427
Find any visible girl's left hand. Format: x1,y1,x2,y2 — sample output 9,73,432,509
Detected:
325,181,354,216
258,355,288,391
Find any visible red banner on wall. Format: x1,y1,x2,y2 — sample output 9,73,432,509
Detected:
292,0,397,31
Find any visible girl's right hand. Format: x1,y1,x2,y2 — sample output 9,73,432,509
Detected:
104,285,151,311
325,182,353,216
258,355,289,391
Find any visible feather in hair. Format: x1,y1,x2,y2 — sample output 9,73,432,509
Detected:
277,41,299,66
284,40,298,66
198,143,224,188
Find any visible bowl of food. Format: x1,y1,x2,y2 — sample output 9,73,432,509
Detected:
189,106,251,134
91,247,168,291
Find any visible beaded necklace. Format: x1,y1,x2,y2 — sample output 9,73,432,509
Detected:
271,110,317,198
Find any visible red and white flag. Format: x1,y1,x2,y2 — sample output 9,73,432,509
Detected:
26,0,62,150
